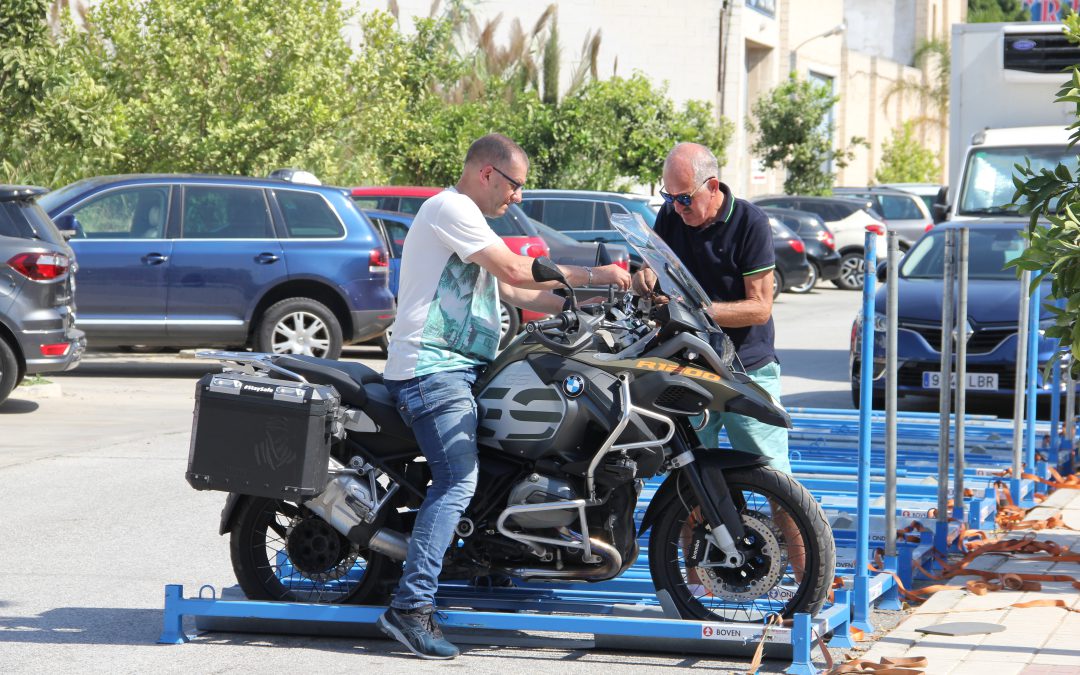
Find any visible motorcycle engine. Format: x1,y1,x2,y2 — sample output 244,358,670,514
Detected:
505,473,581,529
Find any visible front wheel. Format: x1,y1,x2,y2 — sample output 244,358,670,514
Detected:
649,466,835,621
229,496,396,604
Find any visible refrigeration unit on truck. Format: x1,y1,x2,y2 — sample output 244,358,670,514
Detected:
947,21,1080,221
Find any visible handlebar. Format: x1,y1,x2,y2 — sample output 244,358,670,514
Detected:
526,311,576,333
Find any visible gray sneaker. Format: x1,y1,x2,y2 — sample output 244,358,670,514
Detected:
376,605,459,660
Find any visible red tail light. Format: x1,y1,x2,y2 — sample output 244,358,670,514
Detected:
369,247,389,273
924,223,934,232
7,252,70,281
40,343,71,357
865,224,885,236
817,230,836,250
787,238,805,254
521,242,549,258
614,257,629,271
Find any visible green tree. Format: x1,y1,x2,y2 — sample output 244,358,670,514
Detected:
749,75,863,195
80,0,359,183
1009,14,1080,367
968,0,1030,22
875,121,942,184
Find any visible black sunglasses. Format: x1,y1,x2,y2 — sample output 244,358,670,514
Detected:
660,177,714,207
491,166,524,193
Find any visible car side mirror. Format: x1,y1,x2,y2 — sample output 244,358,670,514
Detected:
931,187,949,223
594,242,612,267
53,214,82,240
876,261,888,283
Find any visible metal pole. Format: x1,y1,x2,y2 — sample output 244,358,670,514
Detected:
1012,270,1031,498
1050,353,1061,471
1025,277,1041,485
1066,357,1076,473
953,228,969,521
935,229,955,555
885,232,899,559
853,229,877,634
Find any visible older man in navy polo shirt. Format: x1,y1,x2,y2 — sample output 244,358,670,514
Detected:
633,142,790,473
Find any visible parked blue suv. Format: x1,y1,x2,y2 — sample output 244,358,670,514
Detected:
38,175,394,359
849,222,1064,407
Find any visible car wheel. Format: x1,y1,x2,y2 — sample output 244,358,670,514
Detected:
0,338,20,405
772,269,783,300
376,324,392,356
789,262,819,294
833,252,865,290
850,384,885,410
255,297,343,359
499,301,520,349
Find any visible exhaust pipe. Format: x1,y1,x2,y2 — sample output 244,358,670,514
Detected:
367,528,410,560
499,537,623,581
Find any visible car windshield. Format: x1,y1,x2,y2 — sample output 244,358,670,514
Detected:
900,227,1025,280
959,145,1080,216
610,212,711,310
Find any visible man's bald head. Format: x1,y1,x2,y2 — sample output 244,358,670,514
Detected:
664,142,719,186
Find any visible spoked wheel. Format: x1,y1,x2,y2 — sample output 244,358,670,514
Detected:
229,496,396,604
649,466,835,621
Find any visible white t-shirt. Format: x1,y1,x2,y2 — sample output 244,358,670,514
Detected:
383,188,504,381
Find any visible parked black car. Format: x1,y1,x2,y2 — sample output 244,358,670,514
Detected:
0,186,85,403
769,218,812,299
761,207,841,292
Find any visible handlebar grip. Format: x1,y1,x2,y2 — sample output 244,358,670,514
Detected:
526,312,572,333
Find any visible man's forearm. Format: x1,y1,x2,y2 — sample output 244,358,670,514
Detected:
709,299,771,328
501,286,566,314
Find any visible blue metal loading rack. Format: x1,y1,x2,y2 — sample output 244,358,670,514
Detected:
160,233,1072,673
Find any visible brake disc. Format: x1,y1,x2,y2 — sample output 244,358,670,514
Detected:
692,510,788,602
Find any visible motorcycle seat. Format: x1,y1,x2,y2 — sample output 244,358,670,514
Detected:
271,354,382,408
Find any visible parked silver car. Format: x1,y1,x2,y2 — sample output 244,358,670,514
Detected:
833,186,935,250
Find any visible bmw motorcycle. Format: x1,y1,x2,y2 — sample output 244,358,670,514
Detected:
198,213,835,622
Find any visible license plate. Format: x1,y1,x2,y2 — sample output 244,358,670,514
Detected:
922,371,998,391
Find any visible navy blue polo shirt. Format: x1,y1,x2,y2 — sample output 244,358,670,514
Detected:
653,181,777,370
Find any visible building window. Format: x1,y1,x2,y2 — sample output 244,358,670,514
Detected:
747,0,776,18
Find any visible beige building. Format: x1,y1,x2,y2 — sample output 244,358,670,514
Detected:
351,0,966,196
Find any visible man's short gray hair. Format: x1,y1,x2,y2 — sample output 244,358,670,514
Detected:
465,133,529,168
664,142,719,184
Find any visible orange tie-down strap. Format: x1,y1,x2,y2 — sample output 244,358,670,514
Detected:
824,656,928,675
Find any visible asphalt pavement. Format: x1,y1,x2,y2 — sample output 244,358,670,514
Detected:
0,286,887,673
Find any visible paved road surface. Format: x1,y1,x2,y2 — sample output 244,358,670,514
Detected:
0,286,899,673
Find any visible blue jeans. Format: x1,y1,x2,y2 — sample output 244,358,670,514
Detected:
384,368,481,610
696,361,791,474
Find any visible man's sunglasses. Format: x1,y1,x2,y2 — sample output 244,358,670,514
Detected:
659,176,714,207
491,166,524,193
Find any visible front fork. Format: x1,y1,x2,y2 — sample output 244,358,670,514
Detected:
670,421,749,568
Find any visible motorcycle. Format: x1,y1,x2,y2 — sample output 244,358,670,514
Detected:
193,213,835,622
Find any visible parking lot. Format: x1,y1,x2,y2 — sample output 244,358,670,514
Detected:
0,286,905,673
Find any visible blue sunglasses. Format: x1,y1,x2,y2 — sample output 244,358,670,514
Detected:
660,177,714,207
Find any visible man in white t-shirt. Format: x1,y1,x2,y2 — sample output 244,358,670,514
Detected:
376,134,631,660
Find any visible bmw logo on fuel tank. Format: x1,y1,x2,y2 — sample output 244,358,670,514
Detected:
562,374,585,398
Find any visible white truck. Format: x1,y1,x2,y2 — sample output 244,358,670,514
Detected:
947,22,1078,221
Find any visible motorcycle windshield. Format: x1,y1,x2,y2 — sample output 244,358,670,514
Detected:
610,212,711,311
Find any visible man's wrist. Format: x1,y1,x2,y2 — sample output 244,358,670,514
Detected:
583,266,593,286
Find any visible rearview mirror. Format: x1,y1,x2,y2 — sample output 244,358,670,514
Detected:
931,187,949,223
531,256,566,284
876,261,888,283
594,242,612,267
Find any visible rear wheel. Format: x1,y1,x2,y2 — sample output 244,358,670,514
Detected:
499,301,519,348
0,338,18,405
230,496,396,604
649,465,835,621
833,252,865,290
772,270,783,300
789,262,819,294
255,297,343,359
